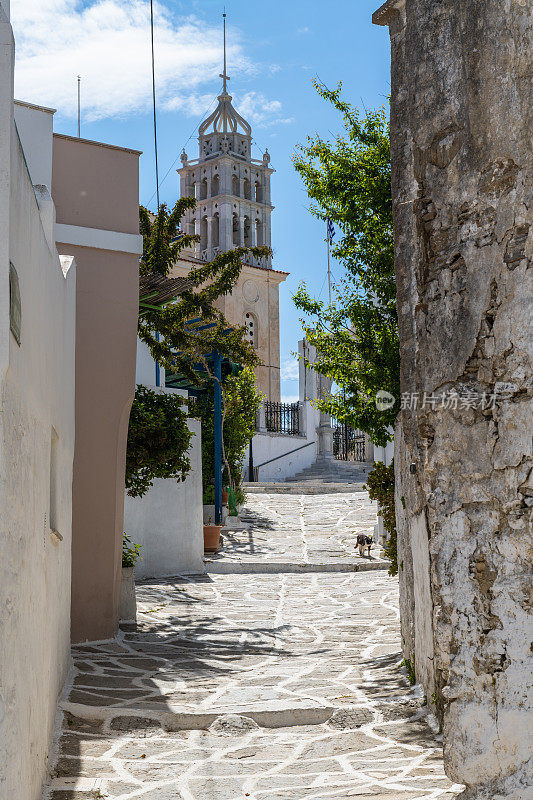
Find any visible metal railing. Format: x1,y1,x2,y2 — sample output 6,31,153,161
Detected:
264,401,300,435
332,422,366,462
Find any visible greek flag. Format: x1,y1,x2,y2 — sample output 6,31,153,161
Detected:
327,218,335,244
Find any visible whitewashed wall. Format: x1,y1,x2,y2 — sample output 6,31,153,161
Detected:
124,351,205,578
250,402,319,482
124,417,204,578
0,20,76,799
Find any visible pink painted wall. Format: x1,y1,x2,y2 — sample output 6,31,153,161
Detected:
52,134,140,643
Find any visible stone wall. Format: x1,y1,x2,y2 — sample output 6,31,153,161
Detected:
374,1,532,798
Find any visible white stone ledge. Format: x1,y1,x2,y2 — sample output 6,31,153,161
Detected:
55,223,143,255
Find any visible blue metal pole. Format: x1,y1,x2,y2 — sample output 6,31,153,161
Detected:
155,331,160,387
213,351,222,525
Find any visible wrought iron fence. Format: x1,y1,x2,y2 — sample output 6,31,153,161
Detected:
264,401,300,435
331,421,366,462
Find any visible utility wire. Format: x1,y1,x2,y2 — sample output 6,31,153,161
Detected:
144,96,218,208
150,0,160,209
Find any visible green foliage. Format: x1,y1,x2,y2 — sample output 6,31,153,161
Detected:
233,485,246,508
292,81,399,446
126,384,193,498
191,366,263,492
122,533,142,569
365,460,397,576
139,200,269,389
401,657,416,686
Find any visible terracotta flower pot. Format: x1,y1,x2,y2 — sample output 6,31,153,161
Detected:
222,491,229,506
203,524,222,553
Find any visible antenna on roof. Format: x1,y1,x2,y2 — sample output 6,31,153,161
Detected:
220,10,230,94
77,75,81,138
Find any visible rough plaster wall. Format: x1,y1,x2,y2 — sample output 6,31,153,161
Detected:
0,127,76,799
381,1,533,798
411,511,435,699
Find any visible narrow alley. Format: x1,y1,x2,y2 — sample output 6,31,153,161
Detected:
44,491,461,800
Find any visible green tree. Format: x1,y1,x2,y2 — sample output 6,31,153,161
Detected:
365,460,397,576
126,384,193,498
293,81,399,447
139,199,268,387
191,365,263,497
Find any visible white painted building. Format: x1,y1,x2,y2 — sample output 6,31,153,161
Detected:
123,339,205,579
0,6,76,797
250,340,335,481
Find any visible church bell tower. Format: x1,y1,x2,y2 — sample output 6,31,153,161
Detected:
178,15,274,268
173,14,287,402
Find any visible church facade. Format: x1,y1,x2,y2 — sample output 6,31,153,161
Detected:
170,45,287,401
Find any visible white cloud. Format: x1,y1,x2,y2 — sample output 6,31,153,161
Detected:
281,394,299,404
280,358,299,381
297,26,310,35
10,0,267,122
235,92,293,128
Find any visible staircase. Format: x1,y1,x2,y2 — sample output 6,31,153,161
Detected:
286,456,372,484
243,458,373,494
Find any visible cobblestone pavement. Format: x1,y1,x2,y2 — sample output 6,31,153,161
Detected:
44,492,461,800
209,490,389,570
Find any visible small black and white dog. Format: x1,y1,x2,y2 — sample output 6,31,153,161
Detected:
356,533,373,557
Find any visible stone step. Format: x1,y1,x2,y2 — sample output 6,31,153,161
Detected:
203,558,390,574
61,698,335,731
242,481,367,494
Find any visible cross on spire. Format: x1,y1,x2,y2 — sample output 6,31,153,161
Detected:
219,12,230,93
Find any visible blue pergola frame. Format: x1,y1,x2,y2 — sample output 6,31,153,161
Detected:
165,319,235,527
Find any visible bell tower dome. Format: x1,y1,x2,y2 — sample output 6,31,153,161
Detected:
178,14,274,267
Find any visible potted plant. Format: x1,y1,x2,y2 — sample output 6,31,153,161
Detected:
120,533,142,622
203,515,222,553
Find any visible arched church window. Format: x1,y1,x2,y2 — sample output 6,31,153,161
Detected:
212,174,220,196
254,181,263,203
212,213,220,248
243,216,251,247
243,178,251,199
200,216,208,252
200,179,207,200
245,312,257,348
232,174,239,197
255,219,263,246
232,214,239,246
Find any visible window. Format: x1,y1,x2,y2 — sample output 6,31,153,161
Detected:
245,312,257,348
243,216,251,247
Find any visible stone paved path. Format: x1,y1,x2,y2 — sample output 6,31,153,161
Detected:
209,489,389,572
44,492,462,800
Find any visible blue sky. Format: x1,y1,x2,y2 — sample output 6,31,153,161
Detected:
13,0,390,400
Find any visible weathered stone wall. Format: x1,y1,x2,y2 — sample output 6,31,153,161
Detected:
374,1,532,798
